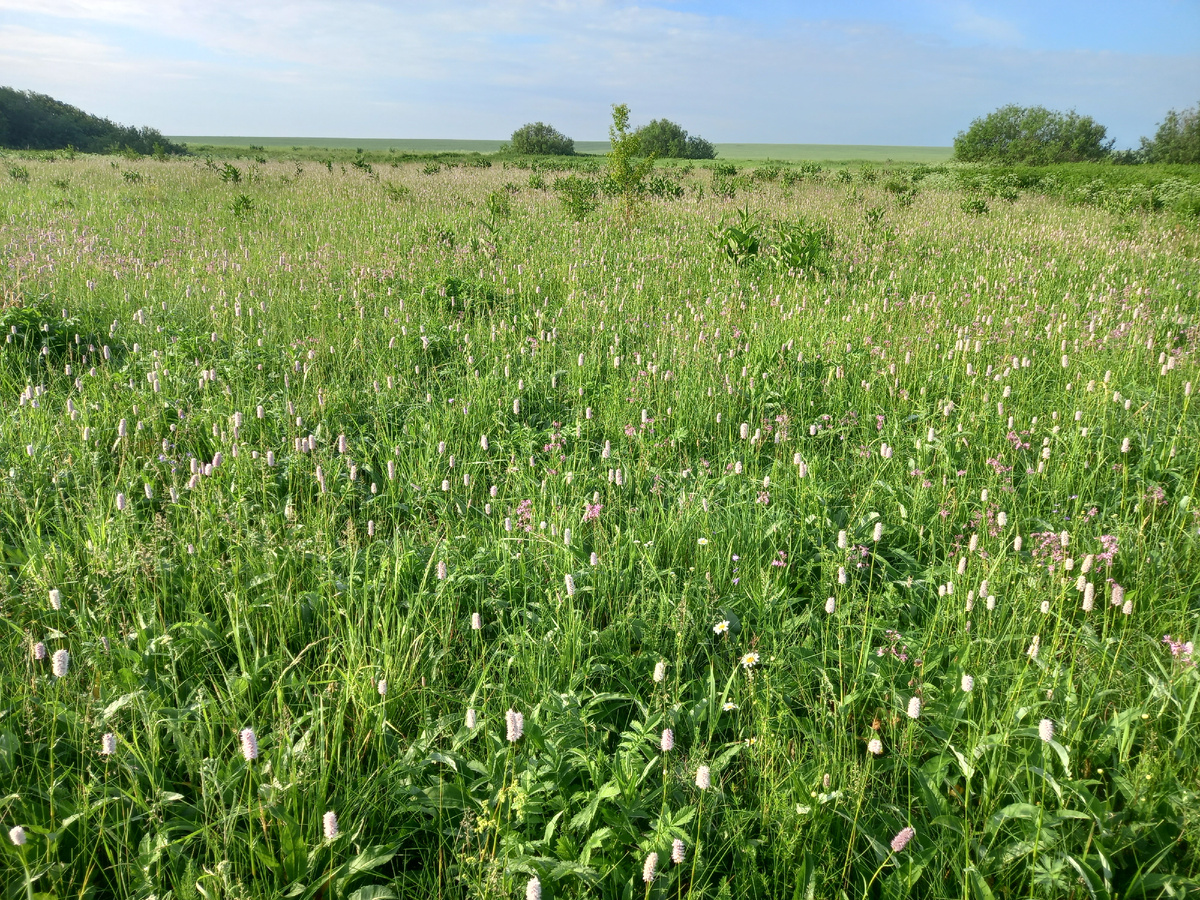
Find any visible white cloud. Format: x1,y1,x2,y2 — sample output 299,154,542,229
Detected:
0,0,1195,144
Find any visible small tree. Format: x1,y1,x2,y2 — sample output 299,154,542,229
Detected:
607,104,656,218
509,122,574,156
953,105,1113,164
1140,102,1200,164
634,118,716,159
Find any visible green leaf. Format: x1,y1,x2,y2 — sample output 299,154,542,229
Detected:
347,887,397,900
279,818,308,883
101,691,143,720
580,827,613,865
966,866,996,900
344,845,399,881
987,802,1039,831
1064,854,1110,900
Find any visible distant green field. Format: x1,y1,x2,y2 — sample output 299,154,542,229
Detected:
171,136,953,163
713,143,953,163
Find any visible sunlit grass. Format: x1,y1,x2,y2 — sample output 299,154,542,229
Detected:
0,153,1197,899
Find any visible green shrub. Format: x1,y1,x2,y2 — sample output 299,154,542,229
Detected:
554,175,600,221
509,122,575,156
606,104,655,218
714,207,761,265
230,193,255,218
633,118,716,159
954,105,1114,163
771,216,833,274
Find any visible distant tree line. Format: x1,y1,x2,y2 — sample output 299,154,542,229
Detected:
955,101,1200,165
1140,103,1200,164
0,87,186,155
508,115,716,159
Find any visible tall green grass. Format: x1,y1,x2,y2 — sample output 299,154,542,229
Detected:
0,153,1197,899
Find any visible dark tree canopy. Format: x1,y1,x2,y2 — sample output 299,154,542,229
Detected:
1140,102,1200,164
633,118,716,159
0,87,186,155
953,105,1114,164
509,122,575,156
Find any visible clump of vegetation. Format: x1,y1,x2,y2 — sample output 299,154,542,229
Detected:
714,208,834,275
382,181,411,201
1141,100,1200,164
229,193,255,218
508,121,575,156
1,141,1198,900
554,174,600,221
0,86,186,155
961,196,989,215
606,103,655,217
633,118,716,159
954,104,1114,164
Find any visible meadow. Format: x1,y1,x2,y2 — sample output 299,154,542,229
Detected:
0,151,1198,899
170,139,954,165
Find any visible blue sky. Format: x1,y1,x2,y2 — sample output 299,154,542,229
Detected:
1,0,1197,145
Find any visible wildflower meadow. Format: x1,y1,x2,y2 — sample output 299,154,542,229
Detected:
1,152,1198,898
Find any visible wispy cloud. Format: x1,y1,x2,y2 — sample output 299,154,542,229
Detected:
0,0,1195,145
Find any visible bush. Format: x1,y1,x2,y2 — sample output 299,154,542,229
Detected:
771,217,833,274
509,122,575,156
633,118,716,159
554,175,600,221
1141,102,1200,164
606,104,655,218
954,105,1114,164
